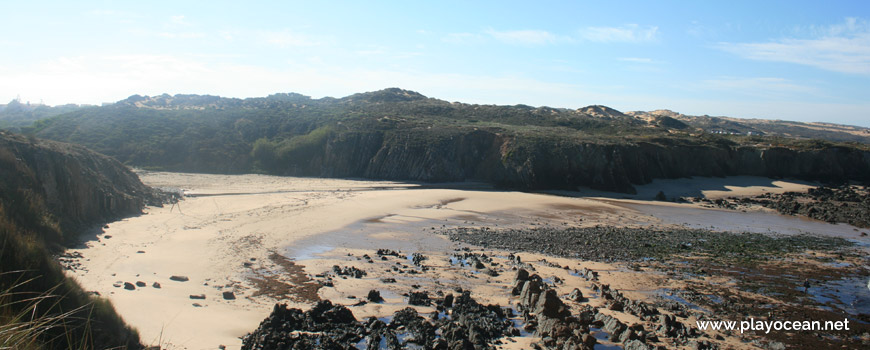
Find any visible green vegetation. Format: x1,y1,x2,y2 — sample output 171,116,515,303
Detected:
252,125,334,173
10,88,870,192
0,100,83,132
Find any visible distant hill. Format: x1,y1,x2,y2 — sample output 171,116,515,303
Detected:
18,88,870,193
0,99,86,132
627,109,870,143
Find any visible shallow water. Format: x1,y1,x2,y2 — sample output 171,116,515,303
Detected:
806,277,870,320
284,216,453,261
653,289,708,313
619,202,868,241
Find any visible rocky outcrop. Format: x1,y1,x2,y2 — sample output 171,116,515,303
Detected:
287,129,870,193
0,130,166,237
241,292,514,350
0,130,169,349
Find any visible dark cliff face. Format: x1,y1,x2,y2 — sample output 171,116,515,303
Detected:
28,89,870,192
279,130,870,193
0,130,163,349
1,131,163,238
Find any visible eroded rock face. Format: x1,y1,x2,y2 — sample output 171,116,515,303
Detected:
0,131,169,350
0,131,167,237
306,129,870,193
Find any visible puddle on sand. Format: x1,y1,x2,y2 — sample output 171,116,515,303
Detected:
652,289,707,312
283,216,452,261
804,277,870,320
589,327,622,349
288,244,334,260
620,202,867,240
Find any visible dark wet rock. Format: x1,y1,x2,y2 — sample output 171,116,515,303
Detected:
567,288,584,302
189,294,206,299
445,226,851,262
534,289,569,319
518,274,545,311
754,185,870,228
688,339,715,350
332,265,367,278
222,291,236,300
408,291,431,306
242,292,513,350
515,268,530,283
411,252,427,267
624,339,653,350
123,282,135,290
170,275,189,282
376,248,401,257
135,281,146,287
152,282,161,288
608,301,625,311
241,300,364,350
619,327,637,343
367,290,383,303
442,293,454,308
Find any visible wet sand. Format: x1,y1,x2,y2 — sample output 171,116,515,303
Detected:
63,172,869,349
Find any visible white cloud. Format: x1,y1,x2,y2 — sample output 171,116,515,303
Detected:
717,18,870,75
441,32,483,44
170,15,191,26
617,57,654,63
485,29,561,45
158,31,206,39
700,77,817,96
259,29,325,47
579,24,659,43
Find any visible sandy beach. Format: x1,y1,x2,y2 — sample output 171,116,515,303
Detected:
63,172,869,349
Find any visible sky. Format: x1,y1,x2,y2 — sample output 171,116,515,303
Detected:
1,1,869,126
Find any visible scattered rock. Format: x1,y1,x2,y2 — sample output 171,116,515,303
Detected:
408,291,431,306
568,288,584,302
367,290,383,303
170,275,189,282
190,294,206,300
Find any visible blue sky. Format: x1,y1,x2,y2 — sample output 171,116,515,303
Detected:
1,1,869,126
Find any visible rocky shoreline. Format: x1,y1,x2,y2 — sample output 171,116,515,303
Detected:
443,226,852,262
687,185,870,229
239,225,869,350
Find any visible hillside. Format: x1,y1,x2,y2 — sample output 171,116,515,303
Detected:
0,100,85,132
27,88,870,193
0,130,165,349
627,109,870,143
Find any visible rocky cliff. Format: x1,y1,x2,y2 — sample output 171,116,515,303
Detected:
29,89,870,192
279,130,870,193
0,130,164,239
0,130,166,349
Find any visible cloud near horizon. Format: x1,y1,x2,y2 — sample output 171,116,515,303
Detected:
578,24,659,43
717,18,870,75
484,28,561,45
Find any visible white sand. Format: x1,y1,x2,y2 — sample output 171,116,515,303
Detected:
65,172,633,349
64,172,858,349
